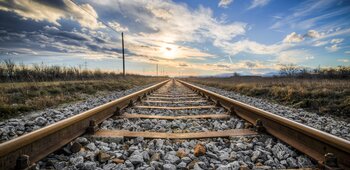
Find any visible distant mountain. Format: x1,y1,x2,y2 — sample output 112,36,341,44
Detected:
212,73,234,77
261,71,279,77
210,71,280,78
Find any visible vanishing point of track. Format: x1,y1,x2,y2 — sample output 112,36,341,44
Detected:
0,79,349,169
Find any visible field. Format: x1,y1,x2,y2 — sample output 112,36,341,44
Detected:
0,76,165,120
185,77,350,117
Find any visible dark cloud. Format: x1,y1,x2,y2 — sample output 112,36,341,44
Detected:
94,37,106,43
245,61,256,68
34,0,67,8
44,26,90,41
217,64,230,68
0,26,127,57
179,63,188,67
149,58,159,62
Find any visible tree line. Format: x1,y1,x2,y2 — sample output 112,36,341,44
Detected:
279,64,350,79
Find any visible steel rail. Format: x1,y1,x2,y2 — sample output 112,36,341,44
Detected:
0,79,170,170
177,79,350,169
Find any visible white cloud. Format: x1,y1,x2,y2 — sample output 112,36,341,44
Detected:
325,44,340,52
89,0,247,61
345,51,350,54
218,0,234,8
214,39,291,56
108,21,129,32
305,30,321,38
337,59,349,63
312,41,328,46
283,32,304,43
0,0,103,29
324,38,343,52
270,0,348,30
330,38,343,44
248,0,270,10
276,50,313,64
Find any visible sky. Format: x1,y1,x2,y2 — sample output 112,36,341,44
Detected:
0,0,349,76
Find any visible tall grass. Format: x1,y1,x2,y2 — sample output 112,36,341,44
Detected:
185,77,350,117
0,59,146,82
0,76,166,120
0,59,167,120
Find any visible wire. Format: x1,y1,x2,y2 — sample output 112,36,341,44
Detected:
68,0,121,34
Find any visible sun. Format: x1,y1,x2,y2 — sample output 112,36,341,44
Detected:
161,45,177,59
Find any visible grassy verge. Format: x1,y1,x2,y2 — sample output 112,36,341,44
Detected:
184,77,350,117
0,76,166,120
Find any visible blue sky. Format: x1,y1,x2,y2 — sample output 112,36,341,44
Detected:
0,0,349,76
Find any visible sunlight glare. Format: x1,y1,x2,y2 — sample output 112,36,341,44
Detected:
161,45,177,59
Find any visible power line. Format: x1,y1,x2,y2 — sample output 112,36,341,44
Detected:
122,32,125,76
69,0,127,76
68,0,120,34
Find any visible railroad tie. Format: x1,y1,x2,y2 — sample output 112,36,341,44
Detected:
116,113,231,120
134,105,217,110
142,100,208,104
92,129,258,139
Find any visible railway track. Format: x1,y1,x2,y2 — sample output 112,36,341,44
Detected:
0,79,349,169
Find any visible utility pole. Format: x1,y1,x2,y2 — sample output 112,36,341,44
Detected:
122,32,125,76
156,64,158,76
84,61,87,70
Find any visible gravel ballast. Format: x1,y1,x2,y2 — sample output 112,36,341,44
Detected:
0,83,158,143
100,117,246,132
22,80,317,169
189,82,350,141
38,136,315,169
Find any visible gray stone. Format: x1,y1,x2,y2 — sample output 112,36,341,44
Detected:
251,150,261,162
177,162,187,169
297,156,313,167
129,154,144,165
85,143,97,151
181,157,192,164
164,153,180,164
206,152,219,159
287,157,298,168
103,163,117,170
227,161,240,170
217,165,230,170
236,143,247,150
193,163,203,170
69,156,84,165
136,136,144,143
264,159,275,166
219,151,229,161
163,163,176,170
280,160,287,165
81,161,96,170
34,117,47,126
75,137,89,146
143,151,150,162
125,160,134,167
150,161,162,169
53,161,66,169
128,145,138,152
156,139,164,149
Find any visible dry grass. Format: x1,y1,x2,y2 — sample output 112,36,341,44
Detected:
0,76,166,120
185,77,350,117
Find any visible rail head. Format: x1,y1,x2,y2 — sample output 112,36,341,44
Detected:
177,79,350,169
0,79,170,170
